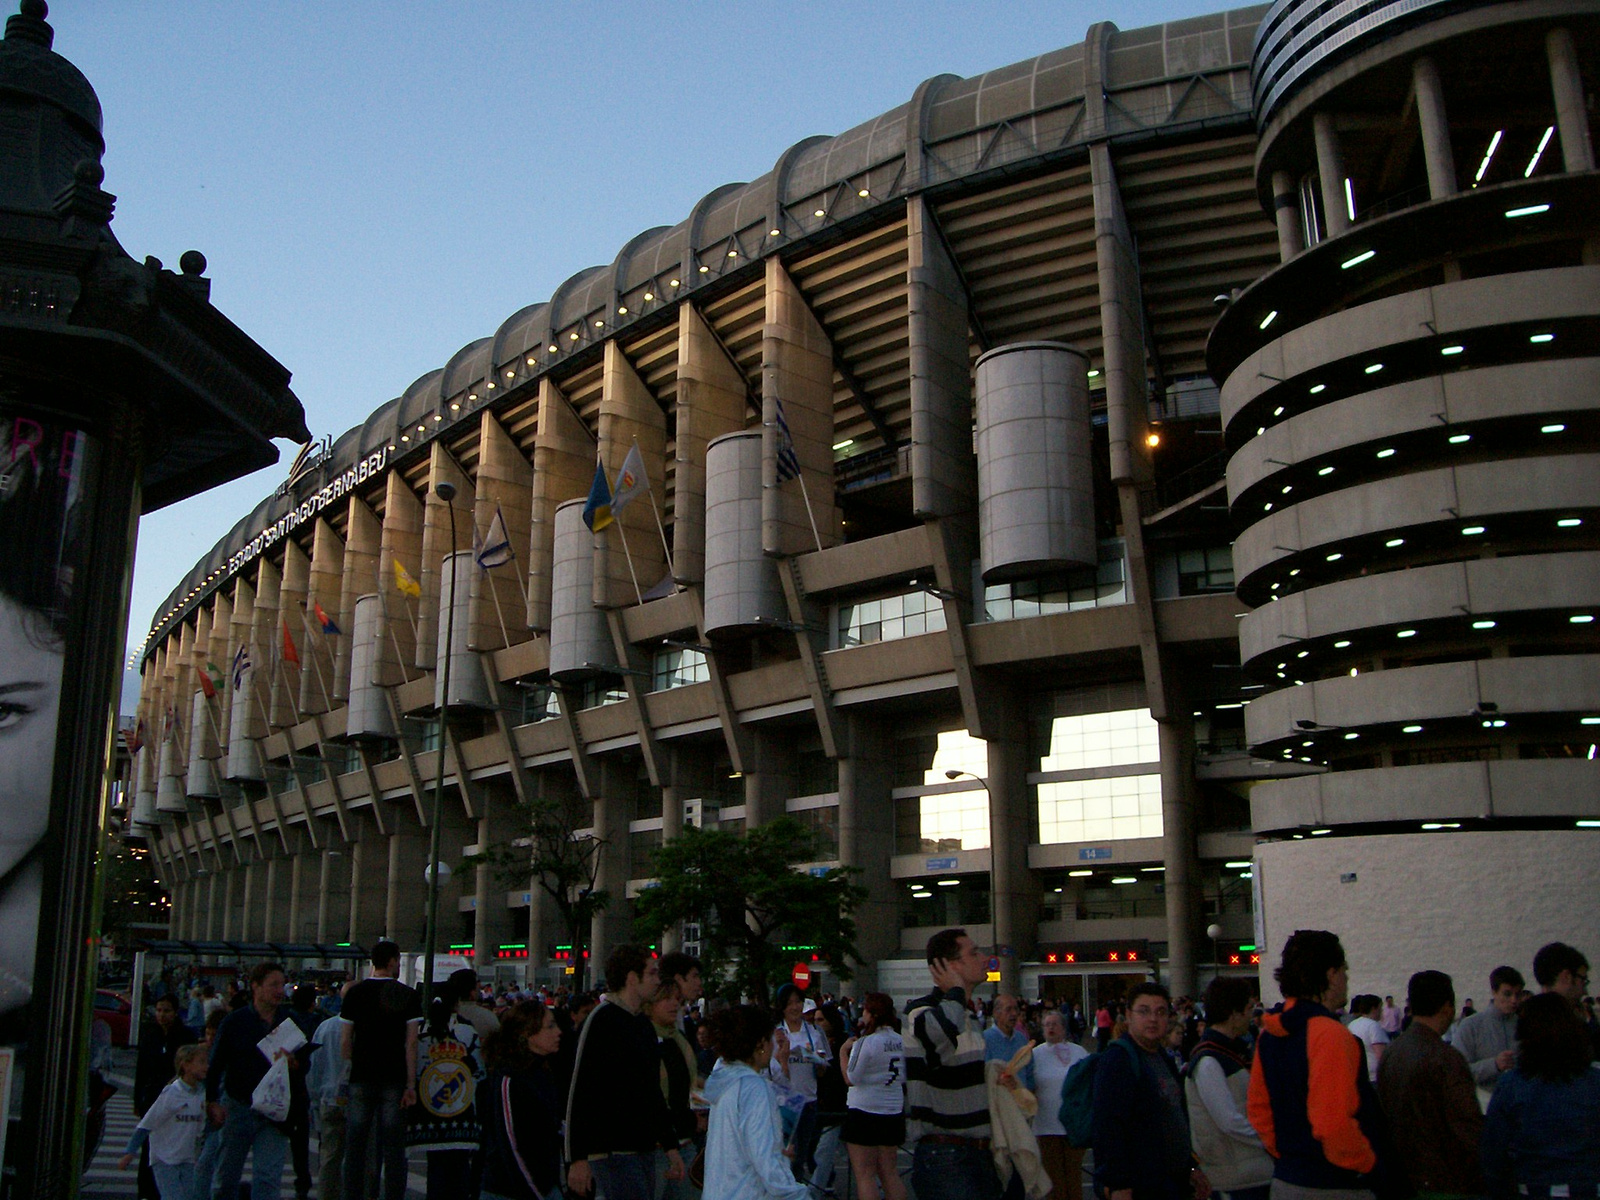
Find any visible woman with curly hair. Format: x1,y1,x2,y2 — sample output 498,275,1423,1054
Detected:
479,1000,563,1200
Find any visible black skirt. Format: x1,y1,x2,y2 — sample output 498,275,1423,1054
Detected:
842,1108,905,1147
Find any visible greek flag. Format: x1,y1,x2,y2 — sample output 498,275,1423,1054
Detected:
774,395,801,482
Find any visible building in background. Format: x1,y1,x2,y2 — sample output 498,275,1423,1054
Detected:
129,0,1598,1005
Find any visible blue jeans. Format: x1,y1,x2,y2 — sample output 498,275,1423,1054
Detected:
344,1082,409,1200
192,1126,221,1200
592,1151,656,1200
913,1139,1002,1200
810,1123,845,1191
212,1095,289,1200
150,1161,194,1200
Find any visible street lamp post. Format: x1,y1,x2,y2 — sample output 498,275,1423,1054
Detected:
944,767,1007,994
422,480,459,1002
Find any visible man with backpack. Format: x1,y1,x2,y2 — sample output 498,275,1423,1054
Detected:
1185,977,1272,1200
1090,982,1211,1200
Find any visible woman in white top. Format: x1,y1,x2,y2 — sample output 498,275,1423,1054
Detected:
840,992,906,1200
1030,1011,1090,1200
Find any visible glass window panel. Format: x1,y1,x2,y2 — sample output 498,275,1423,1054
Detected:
1037,773,1163,844
925,729,988,786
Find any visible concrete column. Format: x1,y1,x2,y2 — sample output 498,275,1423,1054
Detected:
528,379,595,631
337,496,383,700
239,859,258,943
316,851,336,947
594,342,668,608
287,850,305,943
474,793,517,972
760,259,838,555
838,717,897,990
674,304,748,582
1271,171,1304,262
220,867,239,942
1089,143,1153,487
1313,112,1350,237
658,782,684,956
205,872,220,942
1548,28,1596,173
742,733,794,829
589,759,635,984
259,855,281,942
348,819,389,949
907,193,978,517
1412,57,1457,199
418,443,476,672
388,828,430,952
986,724,1037,998
1159,715,1203,998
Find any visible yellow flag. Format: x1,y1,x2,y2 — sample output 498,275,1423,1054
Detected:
393,558,421,598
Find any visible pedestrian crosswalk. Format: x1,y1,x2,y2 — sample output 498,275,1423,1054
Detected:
81,1056,429,1199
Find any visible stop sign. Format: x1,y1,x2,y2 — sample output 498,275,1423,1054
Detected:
791,962,811,990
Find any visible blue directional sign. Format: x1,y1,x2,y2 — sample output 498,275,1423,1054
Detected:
925,856,959,870
1078,847,1114,861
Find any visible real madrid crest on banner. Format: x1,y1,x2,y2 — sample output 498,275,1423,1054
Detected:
420,1040,475,1119
407,1022,485,1152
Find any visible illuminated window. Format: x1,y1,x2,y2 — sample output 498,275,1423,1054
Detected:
893,730,990,853
651,646,709,691
984,541,1126,621
1039,708,1160,772
834,590,947,648
1038,774,1164,844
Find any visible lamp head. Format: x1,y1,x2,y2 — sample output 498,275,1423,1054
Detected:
944,769,962,781
435,481,457,502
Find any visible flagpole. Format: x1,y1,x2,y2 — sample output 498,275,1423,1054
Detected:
277,623,307,726
795,470,824,554
615,521,644,606
469,511,515,649
300,604,335,712
633,437,677,581
373,562,414,684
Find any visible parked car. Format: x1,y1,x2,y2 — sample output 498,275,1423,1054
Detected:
92,989,133,1047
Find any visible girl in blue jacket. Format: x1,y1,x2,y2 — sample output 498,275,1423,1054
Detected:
703,1004,811,1200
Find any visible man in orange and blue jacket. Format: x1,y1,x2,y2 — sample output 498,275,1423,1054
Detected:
1248,930,1395,1200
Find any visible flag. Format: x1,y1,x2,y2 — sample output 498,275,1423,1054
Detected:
610,443,649,516
582,458,614,532
475,505,514,570
282,618,300,667
198,661,223,700
231,643,251,690
313,601,341,636
394,558,422,599
774,396,801,482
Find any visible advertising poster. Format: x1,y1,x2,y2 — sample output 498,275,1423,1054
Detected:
0,412,87,1058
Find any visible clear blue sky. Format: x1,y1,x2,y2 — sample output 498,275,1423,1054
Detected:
59,0,1226,712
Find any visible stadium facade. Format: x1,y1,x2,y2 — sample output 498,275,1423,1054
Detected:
130,0,1599,1004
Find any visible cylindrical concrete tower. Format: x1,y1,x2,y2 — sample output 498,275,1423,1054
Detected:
703,430,783,635
549,498,615,679
436,549,493,708
346,594,394,740
185,689,220,799
974,341,1095,583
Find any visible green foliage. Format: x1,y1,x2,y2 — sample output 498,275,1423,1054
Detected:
100,840,166,947
468,794,608,982
632,817,866,1005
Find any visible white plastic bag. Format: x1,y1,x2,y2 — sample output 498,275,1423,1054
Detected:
251,1054,292,1123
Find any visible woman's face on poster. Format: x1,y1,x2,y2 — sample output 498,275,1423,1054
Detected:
0,593,62,877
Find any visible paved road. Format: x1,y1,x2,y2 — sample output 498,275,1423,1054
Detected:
80,1050,429,1199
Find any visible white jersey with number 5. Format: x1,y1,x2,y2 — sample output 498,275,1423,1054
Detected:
847,1027,906,1115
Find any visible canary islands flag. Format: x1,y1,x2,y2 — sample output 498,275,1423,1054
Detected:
582,459,614,532
394,558,422,599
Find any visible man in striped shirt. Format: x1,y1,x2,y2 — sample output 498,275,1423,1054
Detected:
904,928,1002,1200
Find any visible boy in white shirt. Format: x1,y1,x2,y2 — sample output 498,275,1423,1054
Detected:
119,1042,209,1199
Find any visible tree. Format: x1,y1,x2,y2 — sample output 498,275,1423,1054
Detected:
632,817,867,1005
99,839,167,956
469,794,608,988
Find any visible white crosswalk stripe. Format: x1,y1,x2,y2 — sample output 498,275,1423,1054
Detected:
81,1056,428,1199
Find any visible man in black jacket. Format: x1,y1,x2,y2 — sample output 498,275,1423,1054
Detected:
134,993,196,1200
207,962,298,1200
565,945,685,1199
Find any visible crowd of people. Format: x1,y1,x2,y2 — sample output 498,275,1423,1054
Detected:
115,932,1598,1200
